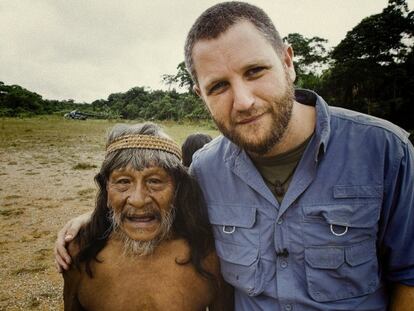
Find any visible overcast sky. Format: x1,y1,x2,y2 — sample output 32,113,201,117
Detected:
1,0,413,103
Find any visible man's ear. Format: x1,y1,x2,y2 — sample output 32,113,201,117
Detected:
283,44,296,82
193,84,202,97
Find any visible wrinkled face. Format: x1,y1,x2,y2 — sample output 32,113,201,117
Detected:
107,165,175,242
193,20,296,156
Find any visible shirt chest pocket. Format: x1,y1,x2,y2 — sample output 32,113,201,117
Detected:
301,185,382,302
208,203,265,296
302,185,382,245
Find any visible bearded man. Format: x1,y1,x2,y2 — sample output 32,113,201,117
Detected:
63,122,231,311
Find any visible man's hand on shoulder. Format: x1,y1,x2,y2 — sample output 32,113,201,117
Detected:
54,211,92,272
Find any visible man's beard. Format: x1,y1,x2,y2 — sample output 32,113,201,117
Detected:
109,206,175,257
213,72,295,155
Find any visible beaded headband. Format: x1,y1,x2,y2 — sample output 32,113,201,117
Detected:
106,134,182,160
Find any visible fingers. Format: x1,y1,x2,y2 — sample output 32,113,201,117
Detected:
64,228,77,242
54,225,73,272
55,258,66,273
54,212,91,273
54,240,70,271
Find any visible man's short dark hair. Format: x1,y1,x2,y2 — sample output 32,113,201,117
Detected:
184,1,284,84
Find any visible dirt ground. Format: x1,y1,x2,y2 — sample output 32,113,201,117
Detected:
0,117,216,310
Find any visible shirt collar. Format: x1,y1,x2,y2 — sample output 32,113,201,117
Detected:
294,89,331,162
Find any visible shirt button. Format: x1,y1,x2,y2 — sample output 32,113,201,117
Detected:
284,304,293,311
280,260,288,268
277,218,283,225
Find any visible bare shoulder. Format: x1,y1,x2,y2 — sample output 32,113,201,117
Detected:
164,239,221,277
202,250,221,276
63,239,83,284
64,239,82,279
205,251,235,311
67,238,81,258
62,239,84,310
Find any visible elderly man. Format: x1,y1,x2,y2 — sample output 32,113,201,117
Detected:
62,122,231,310
56,2,414,310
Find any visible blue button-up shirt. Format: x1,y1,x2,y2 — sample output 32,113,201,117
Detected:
191,90,414,310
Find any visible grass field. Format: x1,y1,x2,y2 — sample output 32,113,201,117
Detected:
0,116,218,310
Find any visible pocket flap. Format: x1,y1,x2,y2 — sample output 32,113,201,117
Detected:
345,239,376,266
333,185,383,198
304,203,380,228
215,239,258,266
305,247,344,269
208,203,256,228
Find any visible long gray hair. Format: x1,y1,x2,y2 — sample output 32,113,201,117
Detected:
74,122,215,282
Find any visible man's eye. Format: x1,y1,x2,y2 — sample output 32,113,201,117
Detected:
208,81,228,95
147,178,162,185
116,178,130,184
246,67,265,77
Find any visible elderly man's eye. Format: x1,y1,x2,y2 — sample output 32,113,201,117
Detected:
116,178,130,184
147,178,162,185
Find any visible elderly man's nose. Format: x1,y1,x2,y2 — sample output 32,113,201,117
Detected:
233,83,254,111
127,187,147,206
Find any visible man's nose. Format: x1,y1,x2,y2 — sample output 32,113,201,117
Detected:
126,185,149,207
232,80,254,111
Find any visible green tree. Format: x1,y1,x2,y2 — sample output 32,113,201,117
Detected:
162,61,194,92
284,33,331,91
0,82,44,116
324,0,413,128
284,33,330,76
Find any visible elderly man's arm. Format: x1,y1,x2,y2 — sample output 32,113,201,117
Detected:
203,250,234,311
54,211,92,272
390,284,414,311
62,242,85,311
209,279,234,311
63,274,84,311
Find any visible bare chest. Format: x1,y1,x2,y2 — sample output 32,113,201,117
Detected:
77,242,214,311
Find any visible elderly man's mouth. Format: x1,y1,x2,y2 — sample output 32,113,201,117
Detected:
124,213,160,228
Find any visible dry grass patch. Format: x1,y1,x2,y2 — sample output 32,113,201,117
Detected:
25,171,40,175
4,195,22,199
32,230,51,239
72,162,97,170
0,208,25,217
12,265,48,276
77,188,96,197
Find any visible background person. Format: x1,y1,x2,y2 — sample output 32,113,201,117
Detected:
182,133,213,167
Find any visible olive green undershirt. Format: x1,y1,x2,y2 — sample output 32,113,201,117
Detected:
251,135,312,203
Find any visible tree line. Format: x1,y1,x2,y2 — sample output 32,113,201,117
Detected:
0,82,210,121
1,0,412,131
